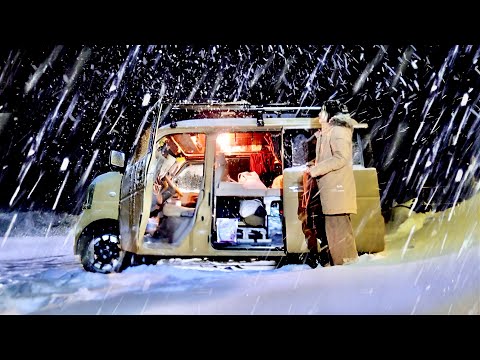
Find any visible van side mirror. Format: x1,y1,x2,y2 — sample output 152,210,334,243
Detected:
110,150,125,168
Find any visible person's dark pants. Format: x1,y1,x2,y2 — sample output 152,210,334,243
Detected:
303,175,332,266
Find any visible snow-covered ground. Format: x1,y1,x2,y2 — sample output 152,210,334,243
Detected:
0,192,478,315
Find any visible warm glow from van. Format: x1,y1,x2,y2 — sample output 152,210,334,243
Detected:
217,133,231,152
216,132,262,153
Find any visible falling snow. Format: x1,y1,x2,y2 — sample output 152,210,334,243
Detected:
60,158,69,171
0,190,478,314
0,45,479,314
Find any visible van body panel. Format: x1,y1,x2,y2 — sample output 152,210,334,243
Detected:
351,168,385,253
73,172,122,255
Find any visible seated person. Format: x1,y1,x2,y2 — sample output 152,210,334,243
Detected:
150,174,180,217
163,202,195,217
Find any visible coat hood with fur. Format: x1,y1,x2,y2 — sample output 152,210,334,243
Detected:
328,113,358,129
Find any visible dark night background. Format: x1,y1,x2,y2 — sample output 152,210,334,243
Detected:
0,45,479,217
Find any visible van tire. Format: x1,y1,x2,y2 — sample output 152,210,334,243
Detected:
80,229,129,274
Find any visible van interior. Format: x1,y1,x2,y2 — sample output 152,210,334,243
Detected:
143,131,287,251
144,133,206,246
212,131,284,250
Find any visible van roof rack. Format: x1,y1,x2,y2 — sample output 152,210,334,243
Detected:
159,101,368,129
165,102,326,128
171,101,324,112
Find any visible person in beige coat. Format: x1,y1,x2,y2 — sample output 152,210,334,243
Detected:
305,104,359,265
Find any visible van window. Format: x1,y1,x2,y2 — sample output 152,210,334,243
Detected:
283,129,364,168
134,128,151,162
283,129,316,169
131,108,159,163
352,133,364,166
176,163,204,193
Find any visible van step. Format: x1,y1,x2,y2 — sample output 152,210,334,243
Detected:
159,258,278,271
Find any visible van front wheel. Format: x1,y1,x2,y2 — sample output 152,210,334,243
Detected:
81,232,129,274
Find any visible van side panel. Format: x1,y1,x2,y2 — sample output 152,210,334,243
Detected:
73,172,122,254
351,168,385,253
283,166,385,254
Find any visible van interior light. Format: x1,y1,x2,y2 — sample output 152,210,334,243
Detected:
217,132,263,153
217,133,231,152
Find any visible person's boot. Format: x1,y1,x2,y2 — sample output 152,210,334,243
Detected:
305,252,319,269
318,247,333,267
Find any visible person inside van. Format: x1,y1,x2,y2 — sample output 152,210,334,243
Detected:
147,138,185,234
305,101,359,266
